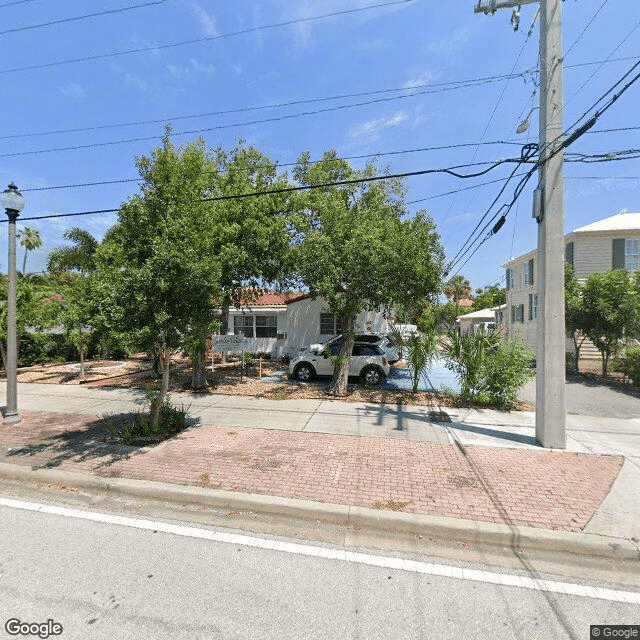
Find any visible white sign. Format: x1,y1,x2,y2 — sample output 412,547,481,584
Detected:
213,334,248,350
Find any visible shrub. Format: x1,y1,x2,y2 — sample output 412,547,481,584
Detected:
443,330,534,408
19,332,77,366
616,346,640,386
478,341,535,408
106,394,191,444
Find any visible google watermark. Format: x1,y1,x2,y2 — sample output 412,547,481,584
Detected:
591,626,639,639
5,619,63,639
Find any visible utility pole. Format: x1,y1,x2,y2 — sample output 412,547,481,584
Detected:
474,0,566,449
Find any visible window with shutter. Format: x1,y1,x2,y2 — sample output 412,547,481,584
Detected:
612,238,625,269
564,242,574,268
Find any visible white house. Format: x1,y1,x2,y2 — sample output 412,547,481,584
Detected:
225,291,394,356
456,306,502,335
503,210,640,357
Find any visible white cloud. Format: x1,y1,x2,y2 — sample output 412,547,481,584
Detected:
403,69,440,89
125,74,147,91
428,26,474,54
167,58,216,77
349,111,409,140
189,1,218,37
59,83,86,98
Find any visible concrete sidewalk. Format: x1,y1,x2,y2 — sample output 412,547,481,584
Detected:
1,381,639,564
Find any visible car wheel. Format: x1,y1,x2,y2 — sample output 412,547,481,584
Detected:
360,366,384,386
294,363,315,382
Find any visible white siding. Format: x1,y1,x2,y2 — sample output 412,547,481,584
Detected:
285,298,392,356
573,232,640,281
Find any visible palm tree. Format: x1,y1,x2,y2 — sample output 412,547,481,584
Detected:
47,227,98,274
443,275,472,312
19,227,43,274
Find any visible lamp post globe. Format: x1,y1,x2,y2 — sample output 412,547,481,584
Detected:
2,182,25,425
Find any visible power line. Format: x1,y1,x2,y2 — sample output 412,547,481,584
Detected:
0,86,529,159
20,141,524,192
447,60,640,276
14,157,526,222
0,0,414,75
0,72,528,141
564,0,610,58
0,0,167,36
0,0,37,7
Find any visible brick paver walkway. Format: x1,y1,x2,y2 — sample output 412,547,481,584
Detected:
0,410,623,532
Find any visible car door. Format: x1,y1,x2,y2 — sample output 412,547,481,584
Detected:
314,342,339,376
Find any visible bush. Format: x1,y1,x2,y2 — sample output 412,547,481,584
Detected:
106,395,190,444
478,341,535,408
565,351,576,373
443,330,534,408
18,332,77,366
616,346,640,386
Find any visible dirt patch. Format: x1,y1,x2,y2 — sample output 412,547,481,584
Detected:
5,352,533,410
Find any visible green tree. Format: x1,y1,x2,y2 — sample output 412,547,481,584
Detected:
208,142,292,367
580,268,640,377
291,150,444,395
472,284,506,310
443,275,472,312
47,228,98,274
93,135,222,422
18,227,43,274
564,263,588,372
432,301,473,331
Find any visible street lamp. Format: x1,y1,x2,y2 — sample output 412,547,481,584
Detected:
1,183,25,424
516,106,540,134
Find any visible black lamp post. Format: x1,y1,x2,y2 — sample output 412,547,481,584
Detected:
1,183,25,424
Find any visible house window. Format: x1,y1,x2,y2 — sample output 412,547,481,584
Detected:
506,268,514,290
528,293,537,321
234,315,254,337
626,239,640,271
565,242,574,268
523,259,534,285
320,313,346,335
255,315,277,338
511,304,524,323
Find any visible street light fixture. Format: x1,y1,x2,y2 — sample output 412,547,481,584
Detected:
1,182,25,424
516,106,540,134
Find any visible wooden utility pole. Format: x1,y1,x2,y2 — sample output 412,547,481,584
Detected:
474,0,566,448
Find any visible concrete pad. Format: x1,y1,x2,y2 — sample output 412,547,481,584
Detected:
584,459,640,539
446,421,540,449
212,395,323,412
194,407,312,431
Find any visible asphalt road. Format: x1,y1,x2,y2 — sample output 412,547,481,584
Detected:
1,501,637,640
519,376,640,419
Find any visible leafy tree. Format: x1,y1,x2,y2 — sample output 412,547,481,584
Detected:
208,142,292,366
93,134,222,422
431,301,473,331
290,150,444,395
564,263,588,372
18,227,43,274
48,228,98,274
580,268,640,376
443,274,472,312
472,284,506,310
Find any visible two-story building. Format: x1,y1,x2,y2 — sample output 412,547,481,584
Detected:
502,210,640,358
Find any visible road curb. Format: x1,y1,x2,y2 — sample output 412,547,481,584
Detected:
0,461,638,563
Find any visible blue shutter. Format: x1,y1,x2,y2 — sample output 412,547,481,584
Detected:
612,239,625,269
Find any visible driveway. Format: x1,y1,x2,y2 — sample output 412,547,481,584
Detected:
518,376,640,419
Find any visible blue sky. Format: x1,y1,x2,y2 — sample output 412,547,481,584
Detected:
1,0,638,292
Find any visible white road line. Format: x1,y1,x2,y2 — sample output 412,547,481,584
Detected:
1,496,638,605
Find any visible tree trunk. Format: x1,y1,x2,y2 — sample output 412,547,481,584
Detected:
191,349,206,389
150,345,171,424
572,334,580,373
78,339,85,382
0,340,6,371
328,316,355,396
220,300,230,364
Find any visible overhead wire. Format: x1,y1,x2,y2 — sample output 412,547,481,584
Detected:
0,0,168,36
0,0,414,75
447,58,640,276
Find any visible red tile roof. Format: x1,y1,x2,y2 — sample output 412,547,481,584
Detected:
248,291,308,306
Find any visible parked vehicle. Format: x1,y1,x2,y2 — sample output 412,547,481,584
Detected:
289,341,390,385
305,333,400,364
